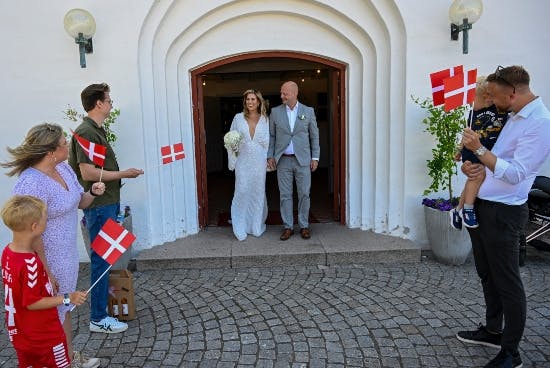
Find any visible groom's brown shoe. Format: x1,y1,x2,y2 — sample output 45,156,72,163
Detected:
300,228,311,239
280,229,294,241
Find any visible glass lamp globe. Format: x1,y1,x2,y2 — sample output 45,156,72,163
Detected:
64,9,96,39
449,0,483,25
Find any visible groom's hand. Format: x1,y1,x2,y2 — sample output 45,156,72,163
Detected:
310,160,318,172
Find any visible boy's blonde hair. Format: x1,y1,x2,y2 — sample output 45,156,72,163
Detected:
476,76,488,95
1,195,46,232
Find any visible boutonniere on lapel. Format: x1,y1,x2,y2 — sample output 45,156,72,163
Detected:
298,114,306,120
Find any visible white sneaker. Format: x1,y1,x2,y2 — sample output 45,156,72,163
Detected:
89,316,128,334
72,351,101,368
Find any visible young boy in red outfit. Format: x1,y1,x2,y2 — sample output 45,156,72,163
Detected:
1,195,87,368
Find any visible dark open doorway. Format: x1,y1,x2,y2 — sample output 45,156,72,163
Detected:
191,53,346,228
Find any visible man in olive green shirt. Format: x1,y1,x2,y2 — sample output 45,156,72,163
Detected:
69,83,143,334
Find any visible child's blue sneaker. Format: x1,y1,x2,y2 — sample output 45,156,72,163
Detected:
461,208,479,228
449,208,462,230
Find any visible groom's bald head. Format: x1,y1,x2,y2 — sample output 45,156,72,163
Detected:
281,81,299,108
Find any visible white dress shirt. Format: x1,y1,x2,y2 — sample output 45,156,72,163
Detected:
283,102,299,155
478,97,550,205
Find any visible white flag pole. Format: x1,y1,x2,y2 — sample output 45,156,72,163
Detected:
99,167,104,183
70,264,112,311
87,265,112,294
468,100,475,129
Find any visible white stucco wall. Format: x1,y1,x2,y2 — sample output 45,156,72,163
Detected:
0,0,152,260
0,0,549,258
398,0,550,246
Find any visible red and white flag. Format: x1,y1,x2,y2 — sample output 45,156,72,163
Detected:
161,143,185,164
71,130,107,167
91,218,135,265
430,65,464,106
443,69,477,112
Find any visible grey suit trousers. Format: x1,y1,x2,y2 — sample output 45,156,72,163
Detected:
277,155,310,229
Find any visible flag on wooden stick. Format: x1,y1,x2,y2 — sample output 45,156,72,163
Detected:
443,69,477,112
161,143,185,164
430,65,464,106
71,130,107,167
91,219,135,265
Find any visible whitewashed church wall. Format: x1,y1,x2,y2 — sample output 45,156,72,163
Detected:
396,0,550,246
0,0,549,255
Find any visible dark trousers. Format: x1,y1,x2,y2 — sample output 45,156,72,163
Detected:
467,198,528,352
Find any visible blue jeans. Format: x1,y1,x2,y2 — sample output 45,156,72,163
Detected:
84,203,119,322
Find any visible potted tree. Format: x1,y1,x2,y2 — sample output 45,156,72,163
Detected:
413,96,472,265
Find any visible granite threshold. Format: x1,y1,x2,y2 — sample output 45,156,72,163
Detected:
134,223,421,271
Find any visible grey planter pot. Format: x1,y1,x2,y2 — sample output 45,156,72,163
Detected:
424,206,472,265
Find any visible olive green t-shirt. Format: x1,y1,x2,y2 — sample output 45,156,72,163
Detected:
68,116,121,207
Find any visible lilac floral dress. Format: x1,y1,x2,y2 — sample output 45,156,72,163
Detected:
14,161,83,322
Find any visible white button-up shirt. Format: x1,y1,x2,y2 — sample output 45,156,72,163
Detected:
283,102,299,155
478,97,550,205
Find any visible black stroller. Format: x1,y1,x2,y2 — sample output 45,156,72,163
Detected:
519,176,550,265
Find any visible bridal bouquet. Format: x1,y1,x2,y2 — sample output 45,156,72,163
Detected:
224,130,243,156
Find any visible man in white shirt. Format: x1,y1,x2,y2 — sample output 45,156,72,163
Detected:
458,65,550,368
267,81,320,240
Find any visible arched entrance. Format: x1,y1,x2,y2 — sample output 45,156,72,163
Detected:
191,52,346,229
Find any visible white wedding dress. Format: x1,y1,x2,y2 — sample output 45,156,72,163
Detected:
228,112,269,241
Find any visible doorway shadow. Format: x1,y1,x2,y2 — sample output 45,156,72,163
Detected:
207,168,333,227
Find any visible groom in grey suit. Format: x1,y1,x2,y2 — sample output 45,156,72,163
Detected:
267,81,320,240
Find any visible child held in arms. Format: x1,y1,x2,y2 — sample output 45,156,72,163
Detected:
1,195,87,367
450,76,509,229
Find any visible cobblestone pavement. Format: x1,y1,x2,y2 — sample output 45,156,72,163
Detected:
1,254,549,367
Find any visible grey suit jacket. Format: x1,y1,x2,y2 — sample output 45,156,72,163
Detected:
268,102,320,166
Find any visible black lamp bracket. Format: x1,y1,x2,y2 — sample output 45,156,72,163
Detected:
75,32,93,68
450,18,472,54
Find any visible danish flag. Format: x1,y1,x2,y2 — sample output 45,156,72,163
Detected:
91,219,135,265
71,130,107,167
161,142,185,164
443,69,477,112
430,65,464,106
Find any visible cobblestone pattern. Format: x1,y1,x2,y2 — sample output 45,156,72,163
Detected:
1,255,549,367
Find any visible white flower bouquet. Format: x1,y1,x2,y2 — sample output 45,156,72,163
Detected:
224,130,243,156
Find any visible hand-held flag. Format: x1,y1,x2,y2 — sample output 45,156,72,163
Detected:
91,218,135,265
161,143,185,164
70,218,136,310
443,69,477,112
430,65,464,106
71,130,107,167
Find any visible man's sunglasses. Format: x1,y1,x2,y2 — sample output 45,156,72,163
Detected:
495,66,516,94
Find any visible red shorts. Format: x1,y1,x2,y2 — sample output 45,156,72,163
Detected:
15,340,70,368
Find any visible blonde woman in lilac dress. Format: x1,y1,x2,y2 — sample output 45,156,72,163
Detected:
2,123,104,367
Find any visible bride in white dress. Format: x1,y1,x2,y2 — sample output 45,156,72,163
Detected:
227,89,269,240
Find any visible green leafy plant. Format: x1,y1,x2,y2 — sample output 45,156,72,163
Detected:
63,105,120,143
412,96,468,203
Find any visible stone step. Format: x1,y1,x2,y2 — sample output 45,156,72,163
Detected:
135,223,421,271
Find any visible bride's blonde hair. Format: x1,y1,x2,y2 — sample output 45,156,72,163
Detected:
242,89,267,118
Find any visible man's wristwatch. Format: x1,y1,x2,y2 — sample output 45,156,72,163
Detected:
474,145,488,157
63,293,71,306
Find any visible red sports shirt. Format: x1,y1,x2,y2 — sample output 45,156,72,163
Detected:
2,246,66,351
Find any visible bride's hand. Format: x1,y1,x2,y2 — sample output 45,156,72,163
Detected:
267,158,276,170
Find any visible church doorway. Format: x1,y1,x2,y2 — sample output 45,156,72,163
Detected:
191,52,346,229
